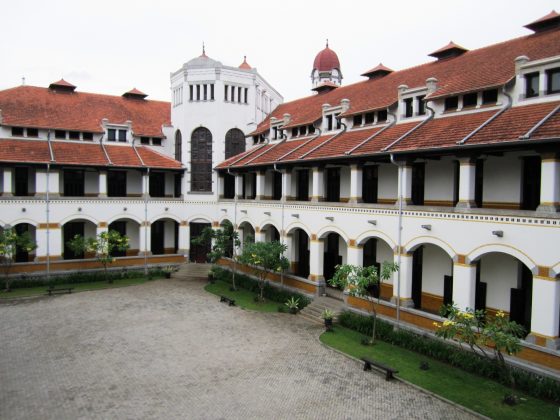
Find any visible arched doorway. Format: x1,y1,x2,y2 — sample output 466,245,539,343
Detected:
108,219,140,257
238,221,255,247
191,127,212,192
322,232,347,285
287,228,310,278
262,224,280,242
13,223,36,262
151,218,179,255
189,220,211,263
361,237,394,301
62,219,97,260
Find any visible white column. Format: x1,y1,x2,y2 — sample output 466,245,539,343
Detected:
255,171,266,200
392,252,414,307
236,227,244,251
181,171,188,198
528,274,560,349
347,243,363,266
309,236,325,286
142,172,150,197
452,261,477,311
36,168,60,198
456,158,476,208
217,174,224,199
98,170,107,198
397,164,413,206
35,224,62,261
284,233,295,272
311,167,324,202
178,222,189,256
139,222,151,255
349,164,362,204
254,227,266,242
2,168,13,197
235,174,244,199
281,170,293,201
538,154,560,212
96,223,108,237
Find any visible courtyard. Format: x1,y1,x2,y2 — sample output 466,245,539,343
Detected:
0,277,478,419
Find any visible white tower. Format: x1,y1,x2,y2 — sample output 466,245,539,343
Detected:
311,40,343,88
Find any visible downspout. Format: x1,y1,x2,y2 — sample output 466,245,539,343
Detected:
345,110,397,155
300,120,346,159
390,153,404,330
273,163,285,286
99,134,112,165
457,87,512,145
382,103,435,152
144,167,150,275
46,130,55,283
227,168,237,288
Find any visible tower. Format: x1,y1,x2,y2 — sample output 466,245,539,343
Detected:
311,40,342,88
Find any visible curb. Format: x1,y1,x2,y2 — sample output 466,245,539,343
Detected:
317,335,489,420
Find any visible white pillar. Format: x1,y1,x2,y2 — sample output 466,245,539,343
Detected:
96,223,108,237
309,236,325,294
236,227,244,251
528,274,560,349
452,261,477,311
392,252,414,307
397,164,412,206
349,164,362,204
347,243,363,266
281,170,293,201
538,154,560,212
178,222,189,256
284,233,295,272
255,171,266,200
456,158,476,208
2,168,13,197
217,174,224,199
142,173,150,197
98,171,108,198
35,168,60,198
311,167,324,202
139,223,151,255
35,224,62,261
235,174,244,199
254,227,266,242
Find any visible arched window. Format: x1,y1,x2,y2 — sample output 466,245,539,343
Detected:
174,130,182,162
191,127,212,192
225,128,246,159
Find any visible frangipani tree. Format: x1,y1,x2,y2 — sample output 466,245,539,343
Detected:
330,262,398,344
238,240,289,301
67,230,129,283
0,227,37,292
435,305,524,390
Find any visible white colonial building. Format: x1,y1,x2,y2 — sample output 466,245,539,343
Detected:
1,11,560,371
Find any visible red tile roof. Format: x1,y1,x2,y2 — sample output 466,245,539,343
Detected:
313,45,341,71
219,101,560,169
123,88,148,99
0,85,170,137
525,10,560,32
361,63,394,78
0,139,182,169
239,56,252,70
49,79,76,91
428,41,468,59
249,28,560,134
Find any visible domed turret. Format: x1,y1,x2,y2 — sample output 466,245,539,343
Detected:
185,44,222,69
311,40,342,89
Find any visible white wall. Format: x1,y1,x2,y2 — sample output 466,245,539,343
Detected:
424,160,455,204
421,244,452,296
483,154,522,206
340,166,350,200
378,164,397,202
481,253,519,311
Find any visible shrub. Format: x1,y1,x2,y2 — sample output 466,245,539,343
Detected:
338,310,560,403
213,267,311,308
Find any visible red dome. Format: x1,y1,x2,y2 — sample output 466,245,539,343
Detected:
313,45,340,72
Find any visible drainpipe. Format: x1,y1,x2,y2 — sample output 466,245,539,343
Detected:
46,129,55,283
273,163,285,286
227,168,237,287
390,153,403,330
144,167,149,275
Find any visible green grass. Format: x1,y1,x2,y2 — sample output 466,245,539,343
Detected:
0,276,161,299
321,326,558,420
205,280,282,312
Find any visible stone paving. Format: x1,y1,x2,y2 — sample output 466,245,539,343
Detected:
0,278,479,419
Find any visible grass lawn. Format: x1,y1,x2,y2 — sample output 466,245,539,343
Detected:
321,326,558,420
205,279,282,312
0,276,161,299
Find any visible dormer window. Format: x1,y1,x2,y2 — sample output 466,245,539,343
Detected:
444,96,459,111
417,96,426,115
335,114,341,129
11,127,24,136
108,128,127,142
292,127,298,137
326,115,333,131
546,68,560,94
377,110,387,122
525,72,540,98
404,98,413,117
482,89,498,105
27,128,38,137
55,130,66,139
141,137,150,145
353,114,362,126
83,132,93,141
69,131,80,140
463,93,478,108
365,112,375,124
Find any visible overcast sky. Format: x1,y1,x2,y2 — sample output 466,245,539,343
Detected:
1,0,557,103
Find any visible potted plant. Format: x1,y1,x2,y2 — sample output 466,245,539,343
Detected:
322,309,334,332
162,265,177,279
285,297,300,314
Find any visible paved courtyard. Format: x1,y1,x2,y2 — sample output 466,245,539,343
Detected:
0,277,478,419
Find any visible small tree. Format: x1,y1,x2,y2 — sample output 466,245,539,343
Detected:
330,262,398,344
0,227,37,292
67,230,129,283
238,240,289,302
435,305,524,392
191,221,241,289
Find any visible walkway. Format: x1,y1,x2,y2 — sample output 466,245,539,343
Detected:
0,274,477,419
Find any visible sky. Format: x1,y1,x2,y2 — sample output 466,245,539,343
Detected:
0,0,558,103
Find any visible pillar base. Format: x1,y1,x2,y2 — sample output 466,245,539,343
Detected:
98,193,107,198
310,196,324,202
526,333,560,350
390,296,415,308
348,198,363,204
2,192,13,197
536,204,560,213
137,251,153,257
177,248,189,256
455,200,477,209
